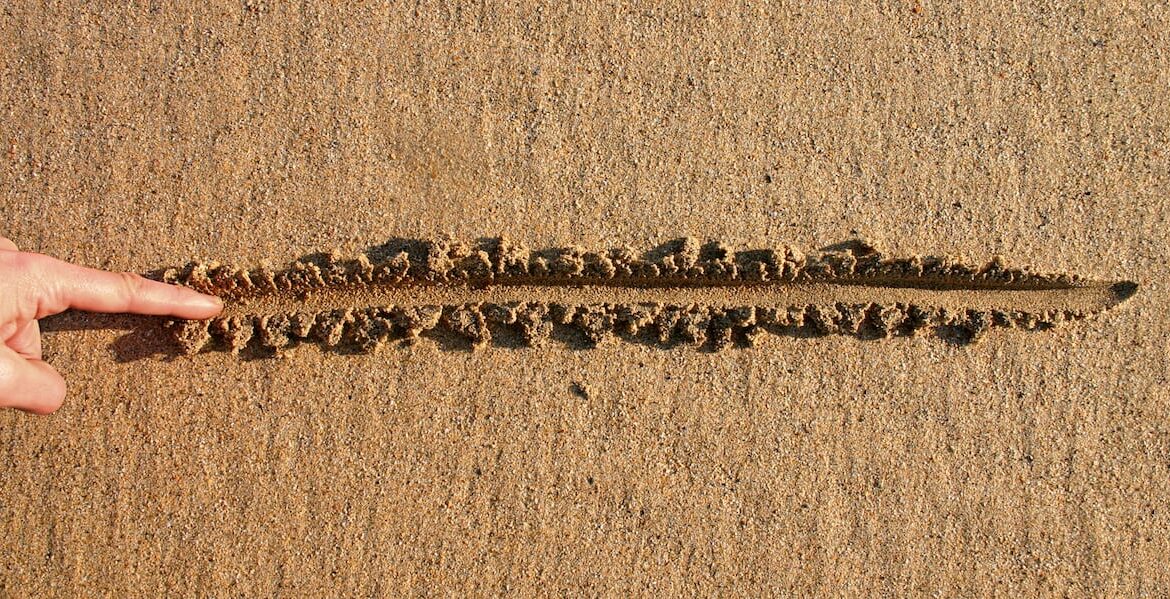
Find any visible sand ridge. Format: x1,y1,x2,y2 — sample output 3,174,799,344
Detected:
158,237,1137,355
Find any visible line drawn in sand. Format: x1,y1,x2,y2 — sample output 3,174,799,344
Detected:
96,236,1138,359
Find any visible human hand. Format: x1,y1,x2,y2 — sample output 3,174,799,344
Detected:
0,237,223,414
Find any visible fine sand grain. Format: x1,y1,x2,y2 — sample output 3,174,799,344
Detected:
2,2,1168,596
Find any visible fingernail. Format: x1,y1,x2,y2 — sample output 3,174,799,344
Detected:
191,293,224,310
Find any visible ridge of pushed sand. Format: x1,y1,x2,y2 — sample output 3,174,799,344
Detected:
158,237,1137,355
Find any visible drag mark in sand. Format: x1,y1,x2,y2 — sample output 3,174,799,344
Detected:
158,238,1137,355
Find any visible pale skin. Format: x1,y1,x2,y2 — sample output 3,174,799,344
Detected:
0,236,223,414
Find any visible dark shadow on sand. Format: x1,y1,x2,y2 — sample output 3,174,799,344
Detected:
40,312,183,363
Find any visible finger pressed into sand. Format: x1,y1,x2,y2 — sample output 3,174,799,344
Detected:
0,346,65,414
36,256,223,319
0,237,17,251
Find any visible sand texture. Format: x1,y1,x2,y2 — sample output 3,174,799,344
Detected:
2,2,1168,596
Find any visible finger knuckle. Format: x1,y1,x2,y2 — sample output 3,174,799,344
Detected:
117,271,147,297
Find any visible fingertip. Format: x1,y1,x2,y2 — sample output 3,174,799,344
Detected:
143,275,225,319
177,289,224,320
0,352,66,415
0,237,18,252
21,360,65,415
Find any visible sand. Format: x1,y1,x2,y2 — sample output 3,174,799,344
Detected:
2,2,1168,596
154,237,1135,354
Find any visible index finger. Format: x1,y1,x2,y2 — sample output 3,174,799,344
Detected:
35,255,223,319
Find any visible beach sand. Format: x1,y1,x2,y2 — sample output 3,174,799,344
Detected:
1,2,1167,595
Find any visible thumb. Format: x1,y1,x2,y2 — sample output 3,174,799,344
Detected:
0,345,66,414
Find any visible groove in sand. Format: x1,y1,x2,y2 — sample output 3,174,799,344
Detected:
222,280,1127,318
156,237,1137,355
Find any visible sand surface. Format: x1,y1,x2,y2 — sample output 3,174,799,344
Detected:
2,2,1168,595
